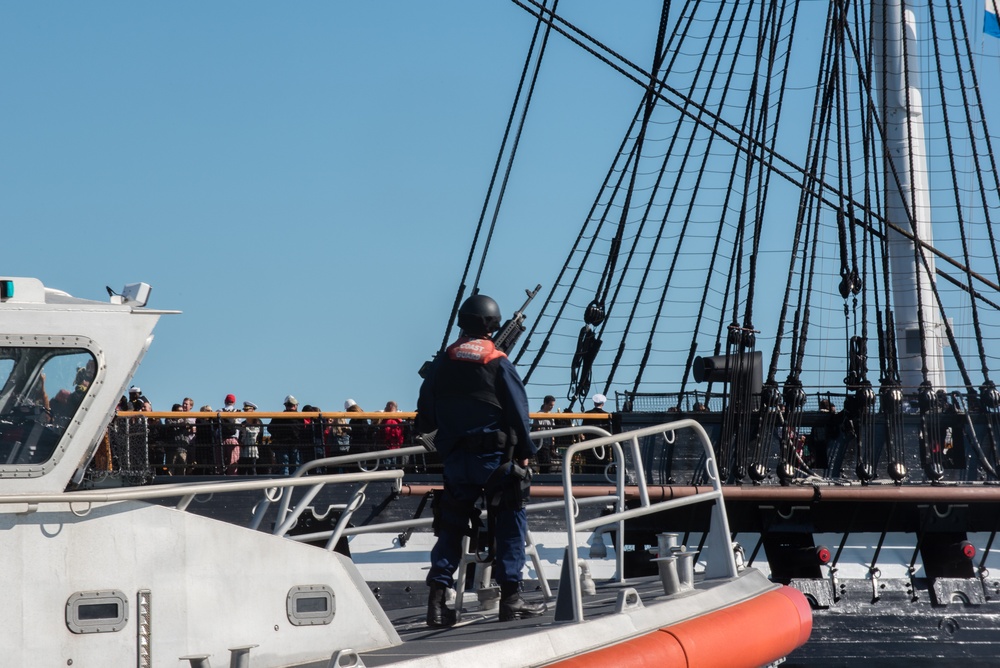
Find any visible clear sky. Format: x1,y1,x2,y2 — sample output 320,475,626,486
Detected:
0,2,663,413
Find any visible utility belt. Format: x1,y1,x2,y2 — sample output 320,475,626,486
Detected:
455,430,507,454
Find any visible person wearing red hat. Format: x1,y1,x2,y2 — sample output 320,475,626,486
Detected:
218,393,242,475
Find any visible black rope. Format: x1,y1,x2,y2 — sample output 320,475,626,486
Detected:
953,0,1000,286
933,0,992,384
765,0,834,388
513,0,1000,299
499,0,1000,410
628,0,750,394
439,0,558,352
591,0,671,315
516,71,647,377
679,0,763,393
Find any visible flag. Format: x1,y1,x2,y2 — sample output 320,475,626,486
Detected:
987,0,1000,38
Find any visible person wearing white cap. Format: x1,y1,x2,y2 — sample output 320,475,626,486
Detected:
582,392,611,472
127,385,151,411
344,399,369,455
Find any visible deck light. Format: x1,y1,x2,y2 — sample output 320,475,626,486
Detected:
109,282,152,306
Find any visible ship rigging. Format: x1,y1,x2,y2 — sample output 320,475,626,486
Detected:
447,0,1000,488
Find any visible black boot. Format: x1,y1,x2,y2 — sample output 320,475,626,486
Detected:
499,583,546,622
426,582,457,628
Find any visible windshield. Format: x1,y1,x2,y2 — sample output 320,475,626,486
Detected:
0,346,96,466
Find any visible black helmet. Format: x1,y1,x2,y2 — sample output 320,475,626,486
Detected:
458,294,502,337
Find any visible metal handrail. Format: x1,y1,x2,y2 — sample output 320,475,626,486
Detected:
250,444,431,533
0,469,404,510
555,419,737,623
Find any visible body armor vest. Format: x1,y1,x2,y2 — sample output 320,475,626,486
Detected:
437,337,506,408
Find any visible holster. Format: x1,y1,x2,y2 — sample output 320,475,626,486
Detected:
503,463,532,511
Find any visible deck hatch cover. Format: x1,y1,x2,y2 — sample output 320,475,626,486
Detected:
287,584,335,626
66,590,128,633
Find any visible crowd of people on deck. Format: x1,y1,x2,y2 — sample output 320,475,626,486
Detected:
106,387,414,477
104,386,615,478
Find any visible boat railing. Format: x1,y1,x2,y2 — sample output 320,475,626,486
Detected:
0,468,405,514
172,420,734,626
248,443,434,541
0,420,737,627
548,419,737,623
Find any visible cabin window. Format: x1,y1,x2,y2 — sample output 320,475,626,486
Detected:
66,590,128,634
286,585,335,626
0,346,97,467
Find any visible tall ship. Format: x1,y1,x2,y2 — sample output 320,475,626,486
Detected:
433,0,1000,663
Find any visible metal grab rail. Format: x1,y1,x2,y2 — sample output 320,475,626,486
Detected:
552,419,737,623
0,469,404,512
248,444,431,534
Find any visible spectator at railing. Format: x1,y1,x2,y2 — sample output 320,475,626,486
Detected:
532,395,557,473
329,410,351,467
164,403,190,475
127,386,151,411
268,395,304,475
193,405,215,475
581,393,610,472
379,401,404,468
345,400,370,452
240,401,262,475
125,386,165,474
302,404,326,472
218,394,241,475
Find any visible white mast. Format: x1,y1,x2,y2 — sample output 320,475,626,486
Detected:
872,0,947,391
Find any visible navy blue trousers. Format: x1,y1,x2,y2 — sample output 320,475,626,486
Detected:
427,450,527,588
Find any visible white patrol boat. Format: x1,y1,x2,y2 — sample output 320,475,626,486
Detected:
0,276,810,667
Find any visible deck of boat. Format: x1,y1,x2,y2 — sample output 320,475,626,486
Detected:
352,575,685,667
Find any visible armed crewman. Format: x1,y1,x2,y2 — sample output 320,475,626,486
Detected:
417,294,546,627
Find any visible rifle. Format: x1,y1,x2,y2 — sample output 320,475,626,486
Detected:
493,284,541,355
418,283,541,378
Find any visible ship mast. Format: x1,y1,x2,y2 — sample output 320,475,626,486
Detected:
872,0,947,391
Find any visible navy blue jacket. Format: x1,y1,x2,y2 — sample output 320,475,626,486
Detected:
416,336,535,461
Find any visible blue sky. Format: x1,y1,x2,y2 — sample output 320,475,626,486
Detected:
1,2,662,412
